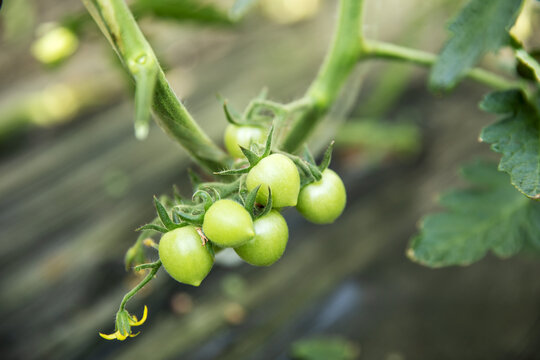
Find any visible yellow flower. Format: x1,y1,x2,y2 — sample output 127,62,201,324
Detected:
99,330,140,341
99,305,148,341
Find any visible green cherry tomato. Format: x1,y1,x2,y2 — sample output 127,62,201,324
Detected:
296,169,346,224
224,124,267,158
246,154,300,208
202,199,255,247
159,226,214,286
234,210,288,266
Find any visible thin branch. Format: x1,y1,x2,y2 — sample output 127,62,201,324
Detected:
119,260,162,312
280,0,364,152
362,40,524,91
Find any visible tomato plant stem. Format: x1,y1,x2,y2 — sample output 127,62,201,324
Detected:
362,40,524,91
82,0,229,173
119,260,162,312
281,0,526,153
281,0,364,152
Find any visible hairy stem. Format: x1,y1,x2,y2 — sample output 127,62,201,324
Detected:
362,40,523,91
83,0,229,172
119,260,162,312
281,0,364,152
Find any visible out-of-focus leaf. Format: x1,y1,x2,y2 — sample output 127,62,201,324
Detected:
479,90,540,199
408,161,540,268
429,0,523,91
134,0,232,25
291,337,359,360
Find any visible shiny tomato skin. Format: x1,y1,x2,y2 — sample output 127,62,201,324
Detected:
246,154,300,208
234,210,288,266
296,169,346,224
202,199,255,247
159,226,214,286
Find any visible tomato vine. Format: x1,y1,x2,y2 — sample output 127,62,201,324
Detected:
80,0,539,340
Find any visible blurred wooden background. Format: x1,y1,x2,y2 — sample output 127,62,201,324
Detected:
1,1,540,359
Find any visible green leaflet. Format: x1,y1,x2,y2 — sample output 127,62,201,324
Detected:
408,161,540,268
515,48,540,83
429,0,523,91
480,90,540,199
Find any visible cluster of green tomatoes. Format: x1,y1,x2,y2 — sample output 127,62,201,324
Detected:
139,109,346,287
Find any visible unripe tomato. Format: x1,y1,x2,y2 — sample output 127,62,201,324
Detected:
296,169,346,224
203,199,255,247
159,226,214,286
234,210,288,266
224,124,267,159
246,154,300,208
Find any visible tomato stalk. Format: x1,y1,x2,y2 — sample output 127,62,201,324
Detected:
281,0,364,152
82,0,229,173
362,40,525,91
119,259,162,313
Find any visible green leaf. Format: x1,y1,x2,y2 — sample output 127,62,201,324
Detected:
429,0,523,91
515,48,540,82
408,161,540,268
230,0,259,20
240,146,260,166
291,337,359,360
136,223,169,233
153,196,175,230
479,90,540,199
